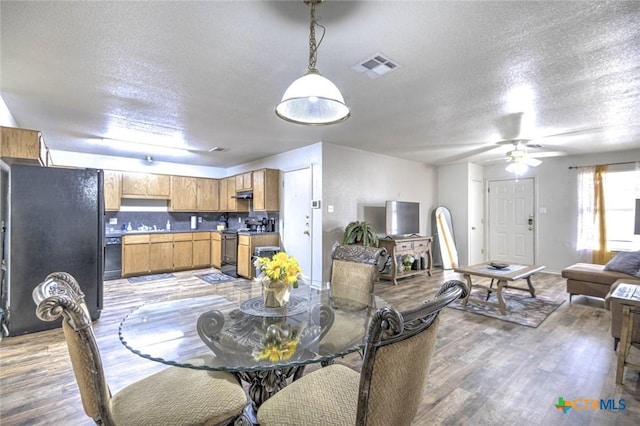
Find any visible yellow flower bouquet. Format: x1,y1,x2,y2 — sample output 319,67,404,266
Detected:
253,252,304,307
253,323,301,362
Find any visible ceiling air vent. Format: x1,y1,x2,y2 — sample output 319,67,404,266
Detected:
351,53,400,79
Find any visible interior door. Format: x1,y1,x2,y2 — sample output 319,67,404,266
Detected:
282,168,312,277
488,178,535,264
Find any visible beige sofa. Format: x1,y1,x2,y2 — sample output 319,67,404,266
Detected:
561,263,640,300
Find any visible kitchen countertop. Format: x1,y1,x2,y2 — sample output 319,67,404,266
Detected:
107,229,217,237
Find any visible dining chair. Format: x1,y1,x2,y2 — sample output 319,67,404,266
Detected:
328,243,388,311
32,271,248,426
257,279,468,426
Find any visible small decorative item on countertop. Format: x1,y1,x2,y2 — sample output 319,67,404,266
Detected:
254,252,304,308
126,222,132,231
166,220,171,230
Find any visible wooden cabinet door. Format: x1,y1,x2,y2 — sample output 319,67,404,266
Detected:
218,178,228,212
122,172,170,198
237,242,251,278
235,172,252,190
122,235,150,276
171,176,197,211
253,169,280,211
193,234,211,268
103,170,122,211
227,177,237,211
0,126,44,165
197,178,219,212
173,233,193,270
149,234,174,272
211,232,222,268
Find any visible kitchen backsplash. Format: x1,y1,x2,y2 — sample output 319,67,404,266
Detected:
105,211,279,234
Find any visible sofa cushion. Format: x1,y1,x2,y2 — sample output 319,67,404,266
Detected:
604,250,640,277
562,263,636,286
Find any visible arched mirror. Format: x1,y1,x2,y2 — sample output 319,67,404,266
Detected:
431,206,459,269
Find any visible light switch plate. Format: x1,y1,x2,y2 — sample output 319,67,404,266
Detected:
109,218,118,225
328,205,334,213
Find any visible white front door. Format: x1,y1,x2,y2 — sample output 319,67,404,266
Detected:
488,178,535,264
282,168,312,278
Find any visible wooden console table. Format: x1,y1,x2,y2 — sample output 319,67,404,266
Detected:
378,235,432,285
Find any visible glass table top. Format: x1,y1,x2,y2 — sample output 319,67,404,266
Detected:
119,282,383,373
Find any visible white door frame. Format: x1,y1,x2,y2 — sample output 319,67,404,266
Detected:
282,167,313,280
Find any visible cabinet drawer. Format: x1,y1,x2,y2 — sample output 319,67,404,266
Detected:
397,241,413,251
238,235,250,245
150,234,173,243
123,234,150,244
414,240,429,249
173,233,193,242
193,232,210,241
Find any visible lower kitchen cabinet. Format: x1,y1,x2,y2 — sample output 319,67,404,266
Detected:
211,232,222,268
173,233,193,271
149,234,174,272
237,233,279,279
122,234,150,276
193,232,211,268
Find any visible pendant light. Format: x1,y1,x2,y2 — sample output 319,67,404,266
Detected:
276,0,350,125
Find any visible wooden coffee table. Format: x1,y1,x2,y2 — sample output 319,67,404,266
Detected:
454,261,546,315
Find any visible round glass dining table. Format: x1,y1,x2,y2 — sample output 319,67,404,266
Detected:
119,280,383,422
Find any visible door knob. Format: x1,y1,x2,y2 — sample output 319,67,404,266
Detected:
303,230,310,236
471,227,476,230
528,226,533,231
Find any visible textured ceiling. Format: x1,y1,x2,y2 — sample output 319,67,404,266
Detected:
1,1,639,168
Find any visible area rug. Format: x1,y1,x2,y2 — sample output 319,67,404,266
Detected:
128,273,174,283
196,272,236,284
447,288,565,328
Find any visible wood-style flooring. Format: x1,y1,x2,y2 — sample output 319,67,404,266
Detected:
1,268,639,425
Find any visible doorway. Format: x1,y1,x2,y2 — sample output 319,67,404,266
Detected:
488,178,535,264
282,168,312,278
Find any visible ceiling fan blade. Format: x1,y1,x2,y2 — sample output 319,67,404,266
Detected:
523,156,542,167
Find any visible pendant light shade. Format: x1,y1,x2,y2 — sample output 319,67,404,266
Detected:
276,69,350,125
276,0,350,125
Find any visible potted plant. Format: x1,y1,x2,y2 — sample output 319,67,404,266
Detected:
343,221,379,247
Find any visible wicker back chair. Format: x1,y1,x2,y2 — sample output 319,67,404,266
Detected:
257,279,468,426
329,243,388,311
33,272,247,426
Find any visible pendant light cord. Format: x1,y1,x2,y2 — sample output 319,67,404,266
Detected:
308,1,326,70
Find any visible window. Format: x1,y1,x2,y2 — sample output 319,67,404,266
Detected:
603,168,640,251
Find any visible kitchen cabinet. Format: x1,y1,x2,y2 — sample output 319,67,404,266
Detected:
103,170,122,211
149,234,173,273
237,233,279,279
122,234,150,277
235,172,252,190
122,172,171,199
170,176,197,211
1,126,49,166
173,233,193,271
226,176,237,211
197,178,219,211
193,232,211,268
252,168,280,211
218,178,228,212
211,232,222,268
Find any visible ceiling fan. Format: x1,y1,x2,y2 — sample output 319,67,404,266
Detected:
503,140,542,175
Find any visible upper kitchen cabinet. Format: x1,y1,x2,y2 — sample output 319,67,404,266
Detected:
252,169,280,211
226,176,249,212
103,170,122,211
218,178,228,211
170,176,197,211
121,172,171,199
235,172,252,191
196,178,219,212
0,126,50,166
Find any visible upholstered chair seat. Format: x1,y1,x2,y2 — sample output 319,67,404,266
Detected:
33,272,247,426
258,280,467,426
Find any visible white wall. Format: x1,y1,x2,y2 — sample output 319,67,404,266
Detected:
322,143,437,280
0,95,18,127
483,148,640,273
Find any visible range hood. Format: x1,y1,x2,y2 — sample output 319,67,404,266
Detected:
232,190,253,199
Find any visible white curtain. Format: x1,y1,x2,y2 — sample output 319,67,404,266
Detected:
576,166,597,261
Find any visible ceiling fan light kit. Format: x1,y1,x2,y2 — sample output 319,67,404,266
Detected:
276,0,350,125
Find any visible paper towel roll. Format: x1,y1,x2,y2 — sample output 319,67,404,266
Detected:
190,216,197,230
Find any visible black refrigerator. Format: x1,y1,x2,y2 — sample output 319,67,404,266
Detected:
3,164,104,336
